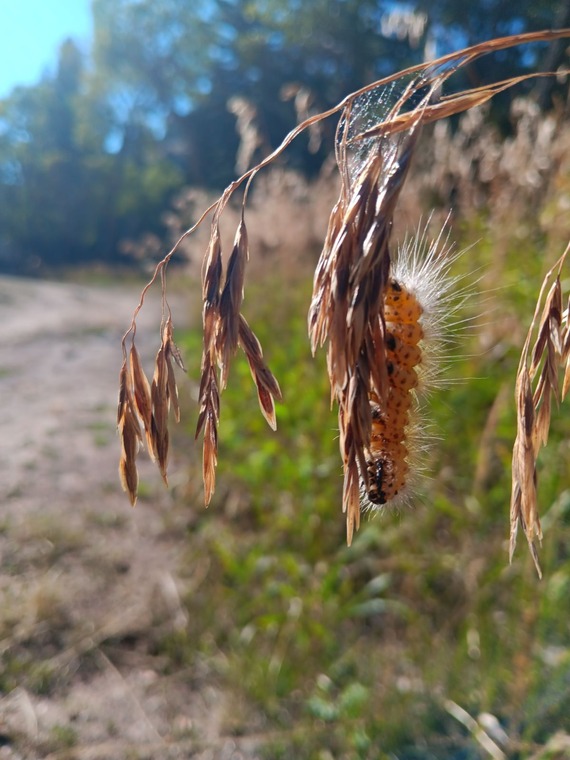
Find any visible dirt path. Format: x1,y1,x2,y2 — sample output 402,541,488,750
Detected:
1,276,163,509
0,277,239,759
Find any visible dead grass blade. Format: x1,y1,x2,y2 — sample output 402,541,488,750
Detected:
239,314,282,430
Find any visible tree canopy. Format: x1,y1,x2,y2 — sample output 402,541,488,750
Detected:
0,0,567,272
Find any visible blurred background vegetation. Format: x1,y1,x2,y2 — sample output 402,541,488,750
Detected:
2,1,570,758
0,0,568,273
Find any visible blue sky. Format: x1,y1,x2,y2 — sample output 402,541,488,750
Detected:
0,0,92,97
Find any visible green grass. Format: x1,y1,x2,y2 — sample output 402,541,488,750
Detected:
169,234,570,758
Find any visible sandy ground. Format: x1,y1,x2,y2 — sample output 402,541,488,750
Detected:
0,276,249,759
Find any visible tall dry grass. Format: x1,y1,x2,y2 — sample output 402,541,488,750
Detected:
510,242,570,578
158,95,570,279
119,29,570,573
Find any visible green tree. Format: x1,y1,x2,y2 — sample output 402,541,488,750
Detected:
0,40,92,269
1,0,568,272
89,0,569,188
417,0,570,114
0,39,181,271
89,0,427,185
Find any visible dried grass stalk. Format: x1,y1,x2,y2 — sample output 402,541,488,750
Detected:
120,29,570,546
309,121,421,541
194,213,281,504
510,243,570,577
118,268,185,503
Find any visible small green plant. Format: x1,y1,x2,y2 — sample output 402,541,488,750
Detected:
47,724,78,751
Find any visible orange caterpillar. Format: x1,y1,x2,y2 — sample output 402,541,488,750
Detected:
362,219,468,510
365,279,424,506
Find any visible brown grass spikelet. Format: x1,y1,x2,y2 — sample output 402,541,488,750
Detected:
202,221,223,354
562,293,570,400
165,321,186,424
238,313,282,430
218,217,249,389
129,344,154,460
511,367,540,575
118,299,186,502
117,360,142,506
202,403,218,507
193,210,280,503
195,351,220,505
151,343,170,484
510,243,570,577
149,316,187,485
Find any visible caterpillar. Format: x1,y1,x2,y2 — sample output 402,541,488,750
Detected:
362,219,468,511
